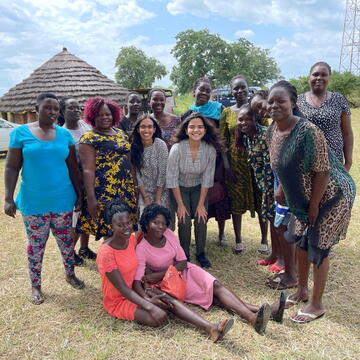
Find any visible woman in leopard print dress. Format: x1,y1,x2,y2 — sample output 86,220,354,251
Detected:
267,81,355,324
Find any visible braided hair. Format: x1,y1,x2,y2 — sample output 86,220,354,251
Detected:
104,199,131,224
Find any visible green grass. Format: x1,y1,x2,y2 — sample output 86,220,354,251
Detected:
0,111,359,359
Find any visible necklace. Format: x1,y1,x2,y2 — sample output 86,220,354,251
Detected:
309,91,328,107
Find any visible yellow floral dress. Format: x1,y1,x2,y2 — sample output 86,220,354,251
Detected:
76,129,137,240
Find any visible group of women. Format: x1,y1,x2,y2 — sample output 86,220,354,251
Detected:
4,61,355,337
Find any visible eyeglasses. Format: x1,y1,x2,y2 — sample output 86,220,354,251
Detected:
139,125,155,129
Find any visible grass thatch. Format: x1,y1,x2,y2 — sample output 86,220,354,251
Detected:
0,111,359,359
0,48,128,113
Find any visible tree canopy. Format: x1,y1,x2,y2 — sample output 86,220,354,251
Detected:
170,29,281,94
289,71,360,101
115,46,167,89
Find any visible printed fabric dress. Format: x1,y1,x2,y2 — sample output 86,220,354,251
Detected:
220,107,261,216
297,92,351,163
242,124,275,221
135,229,216,310
76,129,137,240
267,119,356,267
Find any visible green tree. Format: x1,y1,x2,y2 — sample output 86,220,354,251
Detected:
170,29,281,94
115,46,167,89
290,71,360,100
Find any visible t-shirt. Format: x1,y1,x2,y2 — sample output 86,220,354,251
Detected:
63,120,91,162
96,235,138,318
9,124,77,215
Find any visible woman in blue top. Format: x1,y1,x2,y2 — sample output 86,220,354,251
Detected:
4,93,85,305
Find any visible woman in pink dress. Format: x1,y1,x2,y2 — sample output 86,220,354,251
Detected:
134,204,287,334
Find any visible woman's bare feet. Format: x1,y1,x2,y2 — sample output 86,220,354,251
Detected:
30,286,44,305
285,290,309,309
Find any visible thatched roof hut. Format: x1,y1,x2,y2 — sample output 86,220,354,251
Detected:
0,48,128,123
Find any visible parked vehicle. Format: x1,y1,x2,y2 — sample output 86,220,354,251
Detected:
212,87,236,107
0,118,19,153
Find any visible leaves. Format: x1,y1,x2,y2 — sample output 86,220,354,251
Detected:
115,46,167,89
170,29,281,94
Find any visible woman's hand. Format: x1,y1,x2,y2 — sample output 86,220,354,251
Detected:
308,202,319,227
4,199,16,218
74,193,83,212
344,162,352,172
177,203,189,224
88,198,99,219
148,304,168,326
195,204,208,223
275,186,286,205
145,290,173,310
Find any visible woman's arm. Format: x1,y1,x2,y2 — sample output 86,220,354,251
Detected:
154,140,169,204
4,148,22,217
79,143,98,219
340,113,353,171
66,145,83,210
106,270,167,325
195,187,209,223
308,171,330,226
171,187,189,223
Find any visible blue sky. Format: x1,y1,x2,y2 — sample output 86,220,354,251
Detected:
0,0,347,96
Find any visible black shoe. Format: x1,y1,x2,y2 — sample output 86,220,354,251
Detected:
79,247,97,260
74,252,84,266
196,253,212,268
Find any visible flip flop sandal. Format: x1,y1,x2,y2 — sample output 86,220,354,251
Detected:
266,277,298,290
30,293,45,305
268,263,284,272
271,291,287,323
285,295,308,309
258,244,270,255
257,259,276,266
233,243,245,255
66,276,85,289
290,309,325,324
212,318,235,342
254,303,271,335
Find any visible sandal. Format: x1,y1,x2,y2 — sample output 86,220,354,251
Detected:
268,263,284,272
290,309,325,324
30,292,45,305
66,275,85,289
211,318,235,342
266,276,298,290
285,295,308,309
254,303,271,335
78,247,97,260
218,235,228,247
271,291,287,323
258,244,270,255
233,243,245,255
257,258,276,266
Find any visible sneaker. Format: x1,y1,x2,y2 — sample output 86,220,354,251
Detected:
196,253,212,268
74,252,84,266
79,247,97,260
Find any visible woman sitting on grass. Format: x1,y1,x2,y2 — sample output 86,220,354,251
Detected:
133,204,287,335
96,199,234,342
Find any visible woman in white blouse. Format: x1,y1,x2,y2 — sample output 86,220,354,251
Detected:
166,112,225,268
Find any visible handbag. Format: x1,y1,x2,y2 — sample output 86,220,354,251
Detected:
208,181,226,205
159,265,186,302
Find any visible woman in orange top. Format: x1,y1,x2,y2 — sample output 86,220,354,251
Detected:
96,199,234,341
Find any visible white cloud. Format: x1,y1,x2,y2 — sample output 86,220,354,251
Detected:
167,0,345,28
235,30,255,38
270,30,342,78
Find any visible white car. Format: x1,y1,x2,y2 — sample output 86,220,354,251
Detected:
0,118,19,152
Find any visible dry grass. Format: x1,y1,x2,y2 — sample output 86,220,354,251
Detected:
1,111,360,360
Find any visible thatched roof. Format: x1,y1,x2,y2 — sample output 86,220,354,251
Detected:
0,48,128,113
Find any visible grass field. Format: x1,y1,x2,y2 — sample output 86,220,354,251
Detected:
0,111,359,360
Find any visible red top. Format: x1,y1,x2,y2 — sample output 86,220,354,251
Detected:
96,234,138,318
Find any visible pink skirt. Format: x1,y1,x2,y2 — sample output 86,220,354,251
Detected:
182,263,216,310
